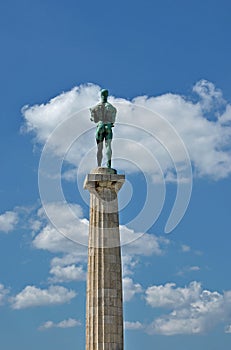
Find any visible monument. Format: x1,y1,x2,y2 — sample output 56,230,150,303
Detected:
90,89,116,169
84,90,125,350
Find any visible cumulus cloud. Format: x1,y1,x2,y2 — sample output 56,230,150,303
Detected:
0,211,18,233
121,226,169,256
146,281,201,309
11,285,76,309
121,255,139,276
30,202,169,281
39,318,81,331
22,81,231,180
30,203,168,293
49,264,86,283
176,265,200,276
192,79,225,112
123,277,143,302
0,284,9,305
30,202,88,285
125,321,144,330
31,202,165,284
32,202,89,253
219,105,231,125
145,281,231,335
32,203,168,255
181,244,191,252
188,266,200,272
120,226,169,276
22,84,99,143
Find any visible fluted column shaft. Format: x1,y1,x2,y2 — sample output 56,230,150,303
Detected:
84,169,125,350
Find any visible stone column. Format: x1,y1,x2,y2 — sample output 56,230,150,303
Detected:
84,167,125,350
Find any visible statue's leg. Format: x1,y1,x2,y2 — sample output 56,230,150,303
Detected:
96,124,105,167
105,125,113,168
97,140,103,167
105,139,112,168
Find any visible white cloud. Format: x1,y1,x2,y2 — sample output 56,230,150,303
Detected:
148,314,202,335
21,84,99,143
62,168,77,182
30,202,169,280
146,281,201,309
123,277,143,302
32,222,86,255
181,244,191,252
120,226,169,276
189,266,200,271
30,219,42,234
50,254,86,267
125,321,144,330
11,285,76,309
49,264,86,283
122,255,139,276
30,202,88,284
192,79,225,111
121,226,169,256
0,284,9,305
33,204,168,256
22,81,231,180
176,265,200,276
39,318,81,331
145,281,231,335
0,211,18,233
33,222,87,254
30,203,168,290
32,202,89,254
219,105,231,125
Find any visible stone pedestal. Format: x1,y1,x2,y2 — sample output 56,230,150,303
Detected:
84,167,125,350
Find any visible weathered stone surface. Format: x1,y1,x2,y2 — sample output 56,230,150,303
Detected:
85,168,124,350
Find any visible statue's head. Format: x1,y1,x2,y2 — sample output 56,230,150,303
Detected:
101,89,109,102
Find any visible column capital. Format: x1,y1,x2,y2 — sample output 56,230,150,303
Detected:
84,167,125,193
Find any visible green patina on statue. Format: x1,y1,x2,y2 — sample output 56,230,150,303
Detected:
90,89,117,168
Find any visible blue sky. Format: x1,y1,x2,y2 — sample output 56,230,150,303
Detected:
1,0,231,349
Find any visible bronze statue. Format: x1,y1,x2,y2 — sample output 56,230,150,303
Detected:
90,89,117,168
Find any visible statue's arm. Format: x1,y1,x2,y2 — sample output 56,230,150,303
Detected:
90,108,96,122
111,106,117,125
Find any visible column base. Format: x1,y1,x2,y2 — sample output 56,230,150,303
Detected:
91,167,117,175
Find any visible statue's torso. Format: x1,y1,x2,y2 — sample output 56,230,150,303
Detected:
90,102,117,124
